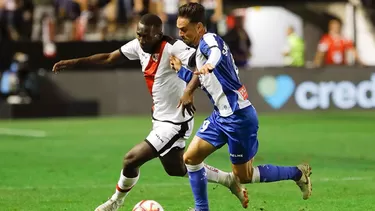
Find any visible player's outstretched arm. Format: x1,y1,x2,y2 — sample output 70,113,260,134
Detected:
184,74,200,95
177,74,199,117
52,50,122,74
170,55,195,83
170,55,199,117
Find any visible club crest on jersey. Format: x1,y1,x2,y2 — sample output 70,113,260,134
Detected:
152,54,159,62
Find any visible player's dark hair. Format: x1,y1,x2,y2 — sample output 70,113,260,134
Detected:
139,13,162,28
178,2,206,26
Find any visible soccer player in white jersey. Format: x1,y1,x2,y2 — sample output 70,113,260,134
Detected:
52,13,246,211
169,3,313,211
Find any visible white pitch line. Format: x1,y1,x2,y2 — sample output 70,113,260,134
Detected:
318,177,371,182
0,177,372,191
0,128,47,138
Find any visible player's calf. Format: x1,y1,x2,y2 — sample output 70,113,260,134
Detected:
232,160,312,200
95,141,158,210
250,164,303,183
160,147,187,177
232,158,303,184
183,136,217,211
122,151,142,177
232,159,255,184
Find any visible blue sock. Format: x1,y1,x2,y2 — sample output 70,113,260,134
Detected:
186,163,209,211
256,164,302,182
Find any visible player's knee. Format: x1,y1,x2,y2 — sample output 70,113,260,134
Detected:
123,152,140,171
183,150,206,165
183,153,198,165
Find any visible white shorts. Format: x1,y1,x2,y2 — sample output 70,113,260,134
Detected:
146,118,194,157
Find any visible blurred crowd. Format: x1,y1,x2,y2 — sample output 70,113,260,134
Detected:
0,0,226,41
0,0,366,68
0,0,370,104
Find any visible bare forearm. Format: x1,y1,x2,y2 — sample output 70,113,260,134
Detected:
185,74,200,94
72,53,112,68
314,52,324,67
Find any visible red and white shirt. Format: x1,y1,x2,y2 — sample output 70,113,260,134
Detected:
318,34,354,65
119,37,196,123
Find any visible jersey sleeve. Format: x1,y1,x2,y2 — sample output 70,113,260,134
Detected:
119,39,140,60
318,35,330,52
177,66,193,83
199,33,223,67
170,40,196,68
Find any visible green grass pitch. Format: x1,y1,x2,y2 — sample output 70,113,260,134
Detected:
1,111,375,211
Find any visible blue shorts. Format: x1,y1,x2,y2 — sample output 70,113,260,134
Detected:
196,105,259,164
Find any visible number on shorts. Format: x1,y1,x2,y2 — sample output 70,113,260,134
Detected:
200,120,210,132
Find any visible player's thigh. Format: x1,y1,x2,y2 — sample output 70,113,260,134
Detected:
158,120,194,176
159,146,186,176
146,119,191,157
225,106,259,182
124,140,159,168
183,135,218,165
184,114,225,165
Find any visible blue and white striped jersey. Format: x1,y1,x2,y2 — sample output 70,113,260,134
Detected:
195,33,251,117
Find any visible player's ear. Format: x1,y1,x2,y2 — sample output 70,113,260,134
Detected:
196,22,204,33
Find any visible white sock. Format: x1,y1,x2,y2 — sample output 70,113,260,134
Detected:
185,162,205,172
251,166,260,183
184,163,231,188
112,170,140,200
204,163,232,188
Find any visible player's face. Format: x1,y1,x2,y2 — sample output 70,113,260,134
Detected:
329,20,341,34
136,23,161,53
177,17,201,47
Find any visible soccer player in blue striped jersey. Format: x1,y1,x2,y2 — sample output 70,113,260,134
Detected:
169,3,313,211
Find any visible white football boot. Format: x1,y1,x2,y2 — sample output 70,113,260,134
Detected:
295,163,312,200
228,173,249,208
94,197,125,211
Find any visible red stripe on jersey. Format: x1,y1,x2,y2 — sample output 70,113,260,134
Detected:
238,85,248,100
144,41,167,95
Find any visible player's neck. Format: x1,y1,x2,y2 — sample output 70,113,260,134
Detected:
151,40,164,54
329,31,341,38
193,32,206,47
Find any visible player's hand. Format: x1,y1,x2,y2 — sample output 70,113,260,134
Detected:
194,63,214,75
170,56,182,72
52,60,74,74
177,91,196,117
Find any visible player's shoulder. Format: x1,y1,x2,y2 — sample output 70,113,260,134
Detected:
202,33,223,40
161,35,176,45
121,38,141,50
320,34,332,42
163,36,192,53
201,33,222,47
203,32,217,37
162,36,187,47
126,38,140,45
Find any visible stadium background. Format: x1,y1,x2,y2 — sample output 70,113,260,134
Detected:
1,0,375,210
